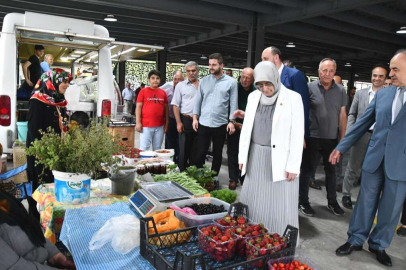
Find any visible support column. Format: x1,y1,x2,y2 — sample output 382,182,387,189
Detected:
348,71,355,92
247,13,265,68
156,50,167,85
118,61,126,91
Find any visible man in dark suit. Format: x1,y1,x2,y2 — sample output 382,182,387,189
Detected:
330,49,406,267
261,47,310,139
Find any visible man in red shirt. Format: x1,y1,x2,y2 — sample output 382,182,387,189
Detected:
136,70,169,150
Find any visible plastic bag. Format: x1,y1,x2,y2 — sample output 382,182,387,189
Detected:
89,214,140,254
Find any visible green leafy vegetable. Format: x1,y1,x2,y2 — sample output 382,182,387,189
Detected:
186,165,217,186
210,189,237,204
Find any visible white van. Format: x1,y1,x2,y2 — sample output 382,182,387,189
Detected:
0,12,163,154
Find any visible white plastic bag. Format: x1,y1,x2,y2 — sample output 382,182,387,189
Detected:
89,214,140,254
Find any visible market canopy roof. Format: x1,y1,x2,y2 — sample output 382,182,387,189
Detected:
1,0,406,79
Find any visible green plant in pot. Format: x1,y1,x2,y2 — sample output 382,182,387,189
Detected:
26,120,121,204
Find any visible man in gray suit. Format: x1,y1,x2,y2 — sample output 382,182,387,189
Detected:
341,65,388,209
331,50,406,267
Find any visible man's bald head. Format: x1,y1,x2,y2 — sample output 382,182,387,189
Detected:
173,70,184,88
240,67,254,90
333,75,342,85
261,46,282,68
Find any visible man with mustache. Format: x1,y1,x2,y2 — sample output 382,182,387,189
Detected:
193,53,238,176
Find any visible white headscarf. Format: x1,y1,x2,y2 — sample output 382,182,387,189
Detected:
254,61,281,105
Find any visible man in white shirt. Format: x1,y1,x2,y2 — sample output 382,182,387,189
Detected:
122,82,133,114
341,65,388,209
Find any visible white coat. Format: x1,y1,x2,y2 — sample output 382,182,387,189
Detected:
238,86,304,182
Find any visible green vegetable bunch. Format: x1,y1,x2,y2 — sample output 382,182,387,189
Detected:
153,172,208,196
26,120,121,177
210,189,237,204
186,165,217,187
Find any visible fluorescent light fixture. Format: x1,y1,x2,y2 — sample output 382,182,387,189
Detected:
60,57,69,61
70,54,80,57
74,50,86,54
345,63,351,67
111,47,136,58
110,45,117,50
200,55,207,59
104,15,117,22
89,53,98,59
396,27,406,34
181,59,187,62
137,49,149,52
286,42,295,48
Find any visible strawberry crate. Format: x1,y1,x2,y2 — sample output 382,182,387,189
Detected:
198,224,238,262
245,232,290,269
232,222,268,257
268,255,318,270
140,202,298,270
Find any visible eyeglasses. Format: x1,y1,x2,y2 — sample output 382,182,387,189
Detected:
255,82,273,90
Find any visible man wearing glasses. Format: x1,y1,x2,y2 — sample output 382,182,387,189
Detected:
298,58,347,217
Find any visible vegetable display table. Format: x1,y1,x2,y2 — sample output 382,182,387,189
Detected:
60,202,155,270
33,178,128,244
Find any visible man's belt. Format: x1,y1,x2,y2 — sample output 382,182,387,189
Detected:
182,114,193,120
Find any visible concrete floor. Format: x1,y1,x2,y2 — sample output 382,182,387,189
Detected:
134,132,405,270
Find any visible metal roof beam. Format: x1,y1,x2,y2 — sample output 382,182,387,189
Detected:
327,12,397,34
169,25,248,49
199,0,279,15
267,22,398,55
358,4,406,24
262,0,392,26
303,17,406,46
261,0,304,9
77,0,252,25
289,51,379,63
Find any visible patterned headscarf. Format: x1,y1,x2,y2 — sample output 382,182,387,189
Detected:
30,68,72,107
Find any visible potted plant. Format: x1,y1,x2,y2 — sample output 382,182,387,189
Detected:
26,120,121,204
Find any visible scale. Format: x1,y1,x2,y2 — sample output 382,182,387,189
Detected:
129,181,194,217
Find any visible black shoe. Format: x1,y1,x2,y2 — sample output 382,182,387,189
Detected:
335,242,362,256
342,196,353,209
397,226,406,237
309,181,322,190
328,201,345,216
368,247,392,267
228,181,237,190
299,203,315,217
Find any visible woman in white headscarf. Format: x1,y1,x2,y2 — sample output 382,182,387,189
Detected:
238,61,304,235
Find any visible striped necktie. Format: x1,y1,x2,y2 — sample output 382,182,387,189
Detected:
394,87,406,120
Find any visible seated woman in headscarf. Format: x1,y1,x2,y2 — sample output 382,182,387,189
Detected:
0,190,76,269
26,69,72,219
238,61,304,235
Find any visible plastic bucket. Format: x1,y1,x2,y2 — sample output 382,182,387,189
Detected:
53,170,91,204
17,122,28,142
109,166,136,195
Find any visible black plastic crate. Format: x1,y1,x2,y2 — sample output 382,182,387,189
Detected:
140,202,297,270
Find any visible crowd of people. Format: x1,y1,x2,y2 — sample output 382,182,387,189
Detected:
130,47,406,267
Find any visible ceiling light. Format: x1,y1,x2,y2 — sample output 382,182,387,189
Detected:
200,55,207,59
111,47,137,58
60,57,69,61
396,27,406,34
181,59,187,62
286,42,295,48
109,45,117,50
345,63,351,67
89,53,98,59
137,49,149,52
104,15,117,22
70,54,80,57
246,50,249,52
74,50,86,54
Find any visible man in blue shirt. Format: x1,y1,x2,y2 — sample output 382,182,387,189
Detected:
122,82,134,114
40,54,54,73
193,53,238,176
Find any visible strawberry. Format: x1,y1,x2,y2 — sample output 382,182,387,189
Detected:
237,216,246,224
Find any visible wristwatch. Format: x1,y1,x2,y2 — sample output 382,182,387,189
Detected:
229,120,236,125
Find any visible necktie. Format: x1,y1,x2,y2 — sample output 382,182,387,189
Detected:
394,87,406,120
